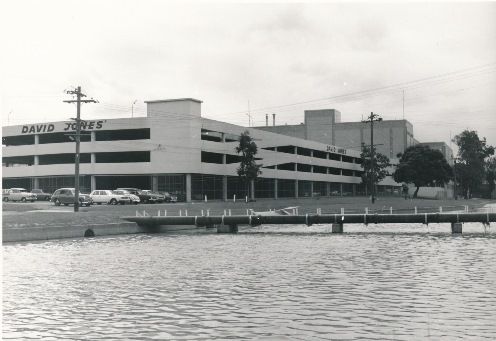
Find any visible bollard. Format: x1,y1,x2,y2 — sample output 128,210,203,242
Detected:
365,207,368,214
332,223,343,233
207,209,210,217
465,205,469,213
229,209,232,216
451,222,462,234
439,206,443,213
179,210,182,216
341,208,344,215
205,195,207,203
415,206,418,214
233,195,236,203
164,210,167,216
185,209,188,216
296,207,299,215
157,210,160,217
201,209,204,216
245,196,248,203
224,209,227,215
246,209,249,215
390,207,393,215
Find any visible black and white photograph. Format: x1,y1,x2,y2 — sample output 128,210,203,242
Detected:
2,1,496,340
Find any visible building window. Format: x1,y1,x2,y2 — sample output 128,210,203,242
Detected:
37,176,91,194
278,179,295,198
39,153,91,165
255,178,275,198
313,182,327,196
191,174,223,200
158,175,185,202
39,132,90,144
298,180,312,197
297,163,312,172
95,128,150,141
2,155,35,167
227,176,247,199
201,151,224,164
2,135,35,146
95,151,150,163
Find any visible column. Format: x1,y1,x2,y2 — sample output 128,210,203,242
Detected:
223,175,228,201
340,183,343,196
295,179,299,198
326,182,331,196
34,155,39,165
274,179,278,199
186,174,192,202
310,181,314,197
34,134,39,144
90,175,96,192
34,135,39,166
352,183,356,196
33,178,39,189
91,131,96,164
250,180,255,201
152,176,158,192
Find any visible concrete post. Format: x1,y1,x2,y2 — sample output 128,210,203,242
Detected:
326,182,330,197
451,222,462,234
91,131,96,142
223,175,228,201
91,153,96,163
90,175,96,192
310,181,314,197
352,184,356,196
250,180,255,201
186,174,192,202
340,183,343,196
33,177,39,189
34,134,39,145
332,223,343,233
274,179,278,199
295,179,299,198
34,155,39,165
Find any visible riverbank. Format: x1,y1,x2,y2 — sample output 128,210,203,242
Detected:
3,196,495,243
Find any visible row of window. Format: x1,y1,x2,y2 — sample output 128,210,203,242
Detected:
3,152,150,166
262,146,359,164
2,129,150,146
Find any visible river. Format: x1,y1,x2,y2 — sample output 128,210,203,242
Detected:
3,223,496,340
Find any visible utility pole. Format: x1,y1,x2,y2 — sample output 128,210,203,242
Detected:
64,86,97,212
362,112,382,204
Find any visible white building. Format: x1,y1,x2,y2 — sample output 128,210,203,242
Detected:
3,98,371,201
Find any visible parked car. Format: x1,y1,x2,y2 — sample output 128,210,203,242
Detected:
140,190,162,203
90,190,132,205
31,189,52,201
3,188,37,202
3,189,12,201
162,192,178,203
112,190,140,204
51,188,92,207
116,188,158,204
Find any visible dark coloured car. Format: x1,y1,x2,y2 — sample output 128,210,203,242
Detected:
116,188,159,204
31,189,52,201
51,188,93,207
162,192,178,203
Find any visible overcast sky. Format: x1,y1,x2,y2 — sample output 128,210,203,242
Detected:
1,1,495,149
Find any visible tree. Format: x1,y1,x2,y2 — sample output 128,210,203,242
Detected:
484,157,496,198
454,130,494,198
235,131,262,200
393,145,452,198
360,145,390,196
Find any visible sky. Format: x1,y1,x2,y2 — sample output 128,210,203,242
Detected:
1,1,496,151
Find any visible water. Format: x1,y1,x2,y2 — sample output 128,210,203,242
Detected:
3,223,496,340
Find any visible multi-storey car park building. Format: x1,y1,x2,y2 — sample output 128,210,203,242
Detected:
3,98,380,201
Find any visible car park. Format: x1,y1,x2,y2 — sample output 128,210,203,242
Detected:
3,188,37,202
31,189,52,201
51,188,92,207
90,190,132,205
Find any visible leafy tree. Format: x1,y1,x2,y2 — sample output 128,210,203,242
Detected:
454,130,494,198
235,131,262,199
484,157,496,198
393,145,452,198
360,145,390,195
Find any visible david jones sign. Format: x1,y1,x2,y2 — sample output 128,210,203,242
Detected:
21,120,106,134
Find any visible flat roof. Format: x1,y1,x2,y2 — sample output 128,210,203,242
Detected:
144,98,203,104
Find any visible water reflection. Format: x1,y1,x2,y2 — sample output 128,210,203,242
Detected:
3,223,496,340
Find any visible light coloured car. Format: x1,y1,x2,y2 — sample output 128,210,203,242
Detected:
114,190,140,205
4,188,37,202
90,190,132,205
